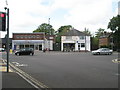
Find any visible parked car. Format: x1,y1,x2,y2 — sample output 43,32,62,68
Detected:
0,48,5,52
15,48,34,56
92,48,113,55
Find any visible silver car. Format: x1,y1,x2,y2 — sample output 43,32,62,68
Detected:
92,48,113,55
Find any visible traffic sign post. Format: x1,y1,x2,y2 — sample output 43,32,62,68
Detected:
4,7,9,73
0,12,6,31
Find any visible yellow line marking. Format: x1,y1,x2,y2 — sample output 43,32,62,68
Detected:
112,58,120,63
0,66,13,72
0,60,13,72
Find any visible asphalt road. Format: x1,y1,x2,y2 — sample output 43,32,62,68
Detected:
2,51,119,88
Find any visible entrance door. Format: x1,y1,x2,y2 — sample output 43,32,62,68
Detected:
35,45,38,50
39,45,42,50
78,43,80,51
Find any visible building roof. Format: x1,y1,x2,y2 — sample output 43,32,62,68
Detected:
62,29,90,36
13,32,45,35
99,32,112,38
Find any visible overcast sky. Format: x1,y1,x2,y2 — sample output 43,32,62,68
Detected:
0,0,119,38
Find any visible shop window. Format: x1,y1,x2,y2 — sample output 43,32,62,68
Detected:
79,36,85,40
81,43,85,47
16,36,20,39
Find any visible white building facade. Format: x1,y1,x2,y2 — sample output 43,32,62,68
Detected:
12,33,55,51
61,29,91,51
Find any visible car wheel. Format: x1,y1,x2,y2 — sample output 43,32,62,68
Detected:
108,52,112,55
17,53,20,56
97,52,100,55
30,53,33,56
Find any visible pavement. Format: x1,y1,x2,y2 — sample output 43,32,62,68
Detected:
0,59,39,90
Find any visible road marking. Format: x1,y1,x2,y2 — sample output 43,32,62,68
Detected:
0,66,13,72
0,60,13,72
3,59,49,89
15,64,28,67
12,62,28,67
112,58,120,63
16,72,39,88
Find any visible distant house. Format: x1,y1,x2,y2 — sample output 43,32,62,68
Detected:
99,32,113,48
61,29,91,52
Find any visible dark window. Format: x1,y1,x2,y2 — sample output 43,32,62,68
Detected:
81,43,85,47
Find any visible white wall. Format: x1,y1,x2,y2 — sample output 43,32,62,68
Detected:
61,36,91,51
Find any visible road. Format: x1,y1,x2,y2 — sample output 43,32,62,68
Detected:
2,51,119,88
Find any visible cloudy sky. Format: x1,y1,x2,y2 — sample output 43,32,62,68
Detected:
0,0,119,37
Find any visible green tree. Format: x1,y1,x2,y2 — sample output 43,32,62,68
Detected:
55,25,73,43
83,28,91,35
95,28,105,38
33,23,55,35
108,15,120,51
108,15,120,32
91,36,99,50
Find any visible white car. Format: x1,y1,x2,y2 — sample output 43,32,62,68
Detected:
92,48,113,55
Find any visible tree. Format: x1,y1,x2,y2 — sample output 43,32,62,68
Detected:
91,36,99,50
83,28,91,36
95,28,105,38
108,15,120,32
108,15,120,51
33,23,55,35
55,25,73,43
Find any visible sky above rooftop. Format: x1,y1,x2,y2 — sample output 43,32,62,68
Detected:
0,0,120,38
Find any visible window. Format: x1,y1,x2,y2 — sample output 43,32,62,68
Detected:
20,36,23,39
79,36,85,40
66,36,72,40
49,37,53,39
16,36,20,39
81,43,85,47
25,35,27,38
36,35,40,38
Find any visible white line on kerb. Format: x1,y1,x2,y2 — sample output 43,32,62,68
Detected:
16,72,39,88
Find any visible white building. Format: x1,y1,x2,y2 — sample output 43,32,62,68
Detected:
61,29,91,52
12,33,55,51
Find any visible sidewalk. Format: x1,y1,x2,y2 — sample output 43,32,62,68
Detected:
0,60,38,89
